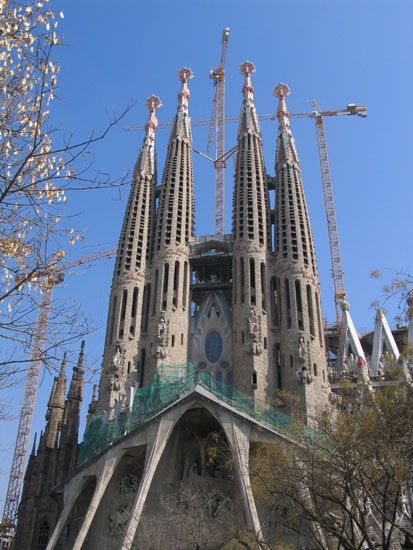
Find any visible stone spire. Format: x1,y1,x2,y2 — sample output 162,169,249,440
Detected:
146,68,195,382
58,341,85,479
271,84,330,423
98,97,162,412
44,353,66,448
273,83,299,165
232,62,271,400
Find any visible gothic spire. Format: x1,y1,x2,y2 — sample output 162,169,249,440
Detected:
233,61,269,249
137,95,162,176
168,67,193,142
44,352,67,448
273,83,299,165
67,340,85,403
238,61,260,136
232,61,271,400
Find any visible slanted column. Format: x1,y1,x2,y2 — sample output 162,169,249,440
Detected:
146,69,194,383
121,417,175,549
97,96,162,412
232,62,272,401
269,83,330,423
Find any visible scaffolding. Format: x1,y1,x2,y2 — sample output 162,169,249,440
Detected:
78,364,310,466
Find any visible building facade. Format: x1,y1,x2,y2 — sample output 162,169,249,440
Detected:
15,63,335,549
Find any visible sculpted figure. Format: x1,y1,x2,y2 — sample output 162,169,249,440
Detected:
157,316,166,339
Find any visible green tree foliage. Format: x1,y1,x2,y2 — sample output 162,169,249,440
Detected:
250,388,413,549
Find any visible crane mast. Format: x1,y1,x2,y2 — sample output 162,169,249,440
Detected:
207,27,230,235
311,100,366,325
1,248,116,535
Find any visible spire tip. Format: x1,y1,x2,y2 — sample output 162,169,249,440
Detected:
177,67,193,82
273,83,291,99
240,61,256,75
145,95,162,112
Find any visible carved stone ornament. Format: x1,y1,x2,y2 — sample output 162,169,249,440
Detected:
108,503,132,536
247,307,262,355
298,336,306,365
296,365,313,385
152,315,169,358
118,472,141,495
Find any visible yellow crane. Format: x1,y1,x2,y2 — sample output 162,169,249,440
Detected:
1,248,116,535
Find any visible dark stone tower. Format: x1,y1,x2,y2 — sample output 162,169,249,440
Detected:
14,344,85,549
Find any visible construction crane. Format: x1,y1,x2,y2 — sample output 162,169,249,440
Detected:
207,27,230,235
1,247,116,535
309,101,366,325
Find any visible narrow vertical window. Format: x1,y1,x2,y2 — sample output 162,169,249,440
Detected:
274,343,282,390
141,284,151,332
250,258,256,288
285,279,291,329
260,262,266,310
162,263,169,310
173,261,180,307
295,280,304,331
315,291,323,347
130,287,139,336
118,289,128,339
139,349,146,387
307,284,315,337
152,269,158,315
233,262,237,304
109,295,117,344
182,261,188,309
240,257,245,303
252,371,257,387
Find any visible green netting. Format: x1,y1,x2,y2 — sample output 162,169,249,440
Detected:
78,363,309,467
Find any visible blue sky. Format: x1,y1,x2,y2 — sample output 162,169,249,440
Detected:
1,0,412,508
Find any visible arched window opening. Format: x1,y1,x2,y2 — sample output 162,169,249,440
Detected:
130,287,139,336
152,269,158,315
215,371,223,385
285,279,291,329
240,257,245,304
171,334,175,347
36,519,49,550
315,291,323,347
313,363,318,377
141,284,151,332
249,258,256,288
250,258,256,305
162,263,169,310
173,261,180,308
289,355,294,369
109,295,117,345
307,284,315,337
260,262,266,310
118,289,128,339
182,261,188,309
295,279,304,331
